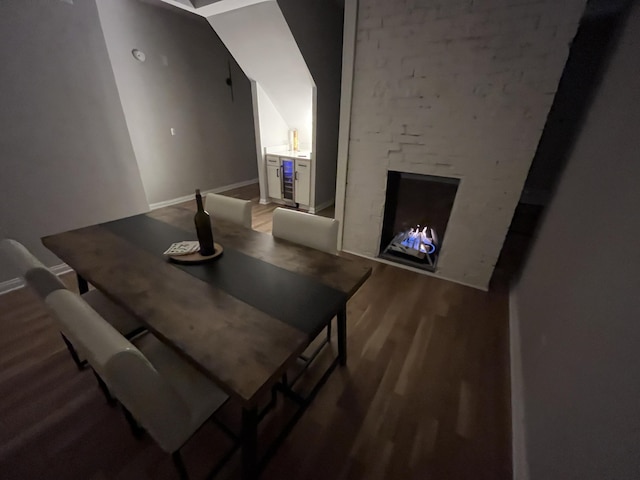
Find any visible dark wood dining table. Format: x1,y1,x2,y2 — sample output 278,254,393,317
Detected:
42,205,371,479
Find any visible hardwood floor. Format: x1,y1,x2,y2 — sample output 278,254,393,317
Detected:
185,184,335,233
0,186,511,479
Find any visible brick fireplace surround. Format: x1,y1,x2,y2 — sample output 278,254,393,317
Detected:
341,0,586,290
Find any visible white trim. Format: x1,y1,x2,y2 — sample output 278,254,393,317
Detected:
510,287,529,480
251,81,269,206
198,0,271,17
157,0,196,14
268,198,286,206
51,263,73,276
158,0,272,17
148,178,259,210
334,0,358,251
309,85,317,212
0,278,25,295
341,249,488,292
0,263,72,296
311,199,335,215
266,197,313,212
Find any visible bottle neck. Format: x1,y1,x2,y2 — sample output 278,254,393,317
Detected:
196,193,204,212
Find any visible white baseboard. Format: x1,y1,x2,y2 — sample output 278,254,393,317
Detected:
264,198,311,213
51,263,72,276
260,197,329,214
340,249,488,291
0,263,72,296
310,199,335,215
149,178,259,210
509,287,529,480
0,277,24,295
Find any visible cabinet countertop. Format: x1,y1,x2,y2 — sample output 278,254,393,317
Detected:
266,150,312,160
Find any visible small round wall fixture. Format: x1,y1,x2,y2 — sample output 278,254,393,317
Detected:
131,49,146,63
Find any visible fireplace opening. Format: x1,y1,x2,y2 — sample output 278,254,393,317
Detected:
379,172,459,272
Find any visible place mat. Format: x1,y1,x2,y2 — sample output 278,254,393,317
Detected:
169,243,224,264
102,214,346,336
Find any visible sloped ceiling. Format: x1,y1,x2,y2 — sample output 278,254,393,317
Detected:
158,0,314,143
158,0,271,16
207,1,314,137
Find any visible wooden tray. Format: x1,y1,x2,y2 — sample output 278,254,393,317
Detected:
169,243,223,264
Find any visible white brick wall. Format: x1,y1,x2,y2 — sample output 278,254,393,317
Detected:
342,0,586,289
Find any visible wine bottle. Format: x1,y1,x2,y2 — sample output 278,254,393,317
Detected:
293,128,299,152
194,189,215,256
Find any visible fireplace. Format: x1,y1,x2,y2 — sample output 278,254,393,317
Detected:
379,172,459,272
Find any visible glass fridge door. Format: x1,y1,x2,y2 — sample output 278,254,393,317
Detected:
281,158,295,202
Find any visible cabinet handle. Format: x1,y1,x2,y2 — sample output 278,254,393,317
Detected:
295,171,299,180
276,167,280,178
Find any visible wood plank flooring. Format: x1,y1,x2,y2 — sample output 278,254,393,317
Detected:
0,185,511,479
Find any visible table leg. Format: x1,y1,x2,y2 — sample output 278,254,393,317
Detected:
76,274,89,294
242,406,259,480
338,306,347,366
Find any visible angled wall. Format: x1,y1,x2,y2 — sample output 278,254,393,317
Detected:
159,0,318,208
278,0,344,208
206,0,315,207
0,0,148,284
206,1,314,149
512,3,640,478
96,0,258,205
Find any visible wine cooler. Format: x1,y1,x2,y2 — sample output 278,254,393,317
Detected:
281,158,295,205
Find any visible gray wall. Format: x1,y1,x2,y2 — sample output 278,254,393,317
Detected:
0,0,149,283
278,0,344,208
96,0,257,205
513,3,640,478
522,8,623,205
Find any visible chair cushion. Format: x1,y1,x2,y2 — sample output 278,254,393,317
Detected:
25,268,66,298
0,238,44,277
46,290,227,454
205,193,252,229
133,333,229,450
272,208,339,255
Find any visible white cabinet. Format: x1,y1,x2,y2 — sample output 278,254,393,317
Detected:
267,164,282,200
265,152,312,208
294,159,311,206
266,155,282,200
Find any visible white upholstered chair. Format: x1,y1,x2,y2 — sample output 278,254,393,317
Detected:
271,208,339,355
0,238,44,274
205,193,252,229
271,207,339,255
45,289,230,479
0,239,145,370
